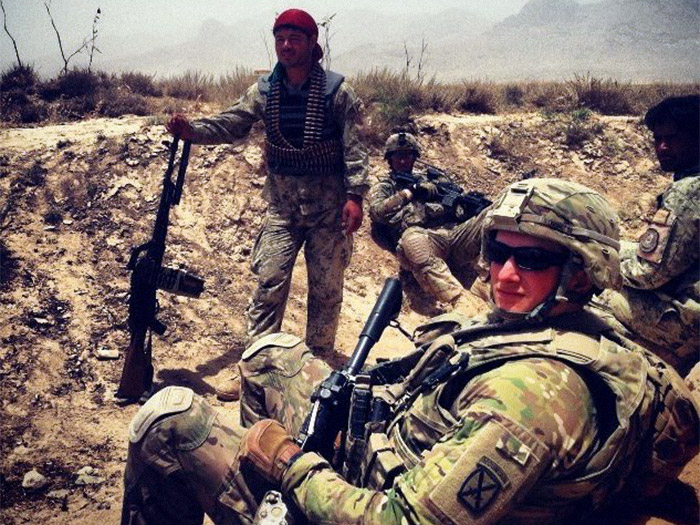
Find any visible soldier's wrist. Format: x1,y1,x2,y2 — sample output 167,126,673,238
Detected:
281,451,329,492
401,189,413,200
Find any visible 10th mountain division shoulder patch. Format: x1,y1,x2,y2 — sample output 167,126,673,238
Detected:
459,456,509,514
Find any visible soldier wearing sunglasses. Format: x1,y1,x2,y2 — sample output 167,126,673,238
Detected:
592,95,699,378
121,179,698,525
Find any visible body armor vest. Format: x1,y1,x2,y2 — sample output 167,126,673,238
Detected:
258,64,345,176
362,313,699,520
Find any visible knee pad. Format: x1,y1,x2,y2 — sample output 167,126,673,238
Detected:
397,231,432,268
129,386,194,443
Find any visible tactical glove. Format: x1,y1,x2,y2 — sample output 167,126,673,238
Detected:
239,419,302,484
412,181,439,200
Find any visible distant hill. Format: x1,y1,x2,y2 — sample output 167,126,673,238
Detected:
28,0,700,82
441,0,699,81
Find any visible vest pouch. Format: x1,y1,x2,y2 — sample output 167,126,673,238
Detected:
641,357,700,497
359,433,406,490
402,334,457,393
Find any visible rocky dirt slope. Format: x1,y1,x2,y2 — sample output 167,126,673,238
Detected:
0,111,697,524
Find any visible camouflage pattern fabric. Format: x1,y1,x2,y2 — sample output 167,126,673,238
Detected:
120,310,699,525
186,76,368,351
480,178,622,294
246,205,352,350
368,176,485,303
594,172,700,375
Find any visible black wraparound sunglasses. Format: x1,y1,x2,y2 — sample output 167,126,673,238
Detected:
485,238,569,271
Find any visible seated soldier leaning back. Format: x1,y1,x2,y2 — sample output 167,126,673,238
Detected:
121,178,699,525
591,95,700,377
368,132,486,311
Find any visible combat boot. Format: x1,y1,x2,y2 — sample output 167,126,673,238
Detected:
215,374,241,402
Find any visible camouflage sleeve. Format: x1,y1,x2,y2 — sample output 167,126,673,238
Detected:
368,179,410,225
188,82,265,145
333,82,370,197
621,177,700,289
282,358,598,525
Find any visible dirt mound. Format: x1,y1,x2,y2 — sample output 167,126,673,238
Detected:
0,112,697,524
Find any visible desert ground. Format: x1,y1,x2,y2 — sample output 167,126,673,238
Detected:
0,110,698,524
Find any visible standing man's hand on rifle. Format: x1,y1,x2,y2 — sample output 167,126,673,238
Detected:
166,113,195,140
342,194,363,235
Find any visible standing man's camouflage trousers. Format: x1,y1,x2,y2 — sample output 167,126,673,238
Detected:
396,214,483,304
121,338,328,525
246,207,352,352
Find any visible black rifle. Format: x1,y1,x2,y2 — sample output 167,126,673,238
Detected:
296,277,403,460
116,138,204,402
389,166,491,222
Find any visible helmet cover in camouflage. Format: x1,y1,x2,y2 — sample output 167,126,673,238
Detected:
481,178,622,292
384,132,421,159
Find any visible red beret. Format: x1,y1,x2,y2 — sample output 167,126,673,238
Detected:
273,9,323,62
273,9,318,37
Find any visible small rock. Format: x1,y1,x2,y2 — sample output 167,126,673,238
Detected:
47,489,70,501
75,466,105,486
614,161,629,173
43,225,57,231
33,317,52,326
22,469,49,491
12,445,30,456
62,219,74,225
96,348,120,360
125,157,140,167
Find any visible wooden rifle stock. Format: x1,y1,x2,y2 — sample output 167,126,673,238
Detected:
115,138,199,401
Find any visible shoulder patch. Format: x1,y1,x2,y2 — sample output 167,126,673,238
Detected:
242,332,302,361
636,208,676,264
459,460,504,514
426,416,550,524
128,386,194,443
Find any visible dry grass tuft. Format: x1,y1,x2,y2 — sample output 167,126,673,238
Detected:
1,62,698,132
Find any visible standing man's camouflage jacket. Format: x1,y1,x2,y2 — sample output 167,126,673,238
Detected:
244,312,698,524
597,169,699,373
188,75,369,215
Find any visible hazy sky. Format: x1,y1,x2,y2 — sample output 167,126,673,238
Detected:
1,0,541,73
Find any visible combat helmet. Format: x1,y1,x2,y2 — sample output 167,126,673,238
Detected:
481,178,621,317
384,131,421,160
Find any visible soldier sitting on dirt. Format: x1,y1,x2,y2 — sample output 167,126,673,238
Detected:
368,131,486,313
120,178,698,525
592,94,699,378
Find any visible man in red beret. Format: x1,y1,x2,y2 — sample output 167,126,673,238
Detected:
167,9,368,401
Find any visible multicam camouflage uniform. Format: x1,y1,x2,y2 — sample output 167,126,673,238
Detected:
368,176,485,304
188,65,368,350
121,179,699,525
121,314,699,525
593,168,700,375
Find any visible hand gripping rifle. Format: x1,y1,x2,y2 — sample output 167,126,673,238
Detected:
296,277,403,460
389,165,491,223
115,138,204,402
